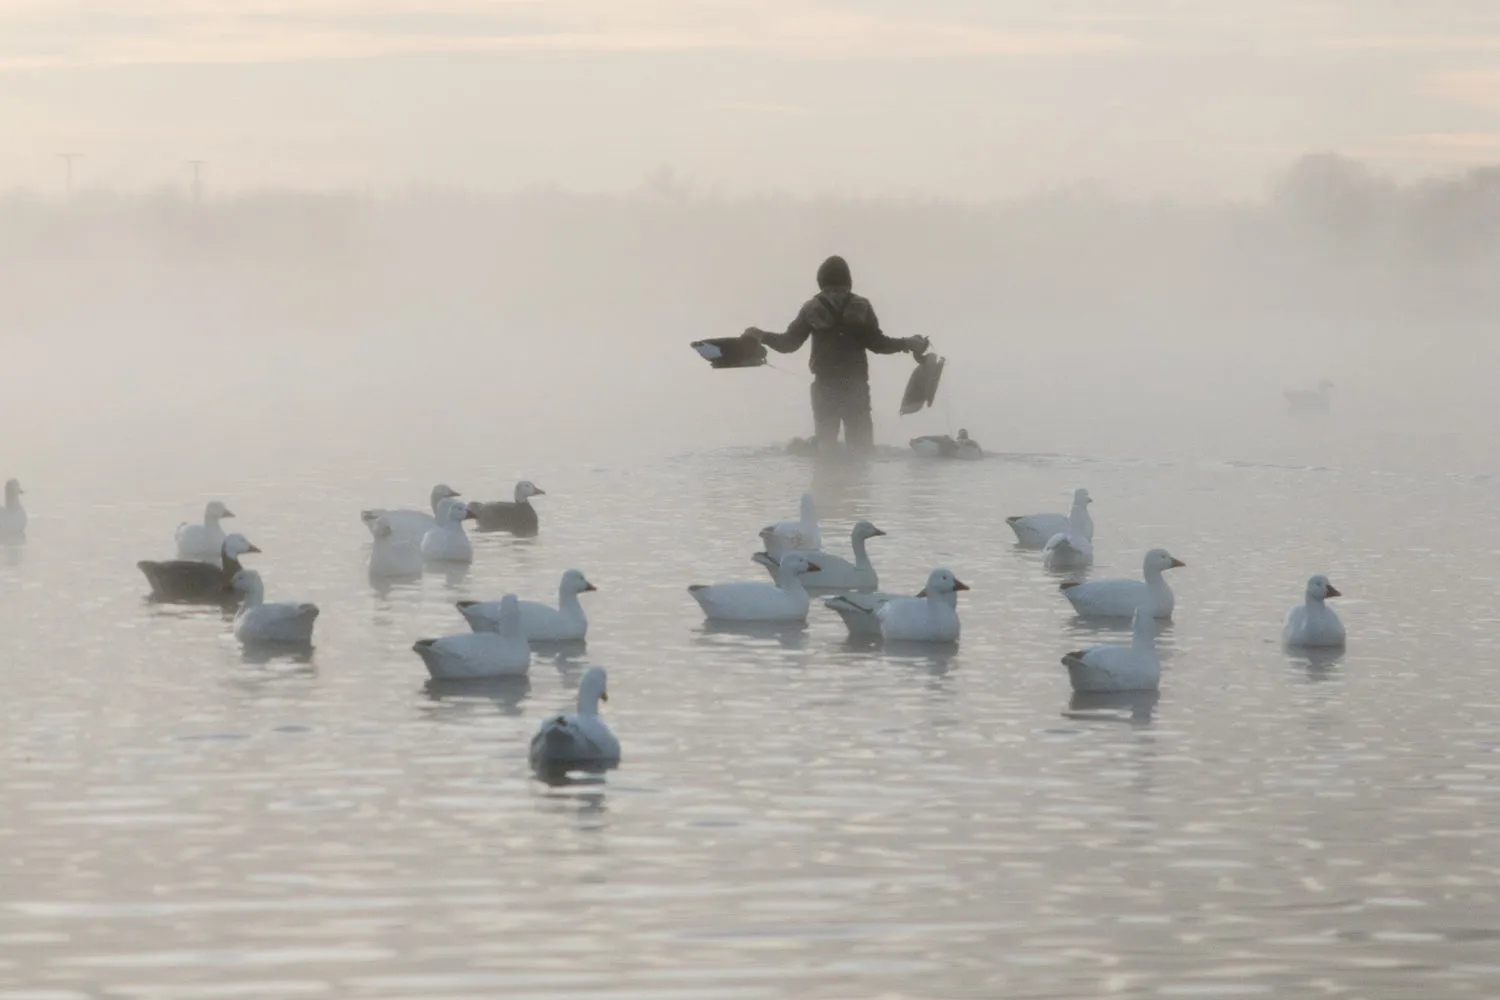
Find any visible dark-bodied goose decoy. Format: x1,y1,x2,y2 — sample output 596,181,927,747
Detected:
469,481,545,536
139,533,260,603
691,332,767,369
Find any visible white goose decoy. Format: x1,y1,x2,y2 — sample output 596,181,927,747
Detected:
420,497,474,563
414,594,531,680
0,479,26,539
1043,526,1094,571
1283,574,1346,648
175,500,234,563
689,553,820,623
761,492,821,561
361,483,461,541
826,568,968,643
1061,548,1183,619
1063,606,1160,693
231,569,319,643
458,569,597,642
1007,488,1093,549
1285,380,1333,413
368,514,423,578
753,520,885,591
529,666,620,770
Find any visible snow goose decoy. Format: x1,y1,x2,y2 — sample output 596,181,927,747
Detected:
1042,497,1095,570
468,480,546,536
140,533,260,602
1061,548,1183,619
1282,574,1346,648
826,568,968,643
754,520,885,592
230,569,319,643
420,497,475,563
910,428,982,460
1007,488,1092,549
415,593,531,680
0,479,25,539
458,569,596,642
529,666,620,770
368,514,423,579
1285,380,1333,413
175,500,234,563
361,483,461,542
1063,606,1160,693
761,492,821,561
689,553,820,623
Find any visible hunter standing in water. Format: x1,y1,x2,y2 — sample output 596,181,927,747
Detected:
747,256,928,454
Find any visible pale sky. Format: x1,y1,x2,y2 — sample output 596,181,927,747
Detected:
1,0,1498,199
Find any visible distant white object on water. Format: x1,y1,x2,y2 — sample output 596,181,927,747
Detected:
910,428,982,460
1061,548,1182,619
1063,606,1160,693
459,569,596,642
175,500,234,563
689,553,820,623
362,483,461,542
753,520,884,592
0,479,25,539
1007,488,1093,549
231,569,319,644
529,666,620,770
825,568,967,643
761,492,821,560
1285,380,1333,413
420,497,474,563
415,594,530,679
1283,574,1346,648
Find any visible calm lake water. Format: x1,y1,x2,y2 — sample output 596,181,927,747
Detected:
3,423,1500,998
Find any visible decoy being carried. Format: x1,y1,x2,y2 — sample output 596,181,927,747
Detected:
175,501,235,563
825,568,968,643
1061,548,1184,619
760,492,821,561
415,594,531,680
0,479,26,539
367,515,423,579
910,428,981,460
458,569,597,642
139,533,261,603
468,481,546,536
1285,380,1334,414
689,553,821,623
420,497,475,563
690,332,768,369
361,484,461,543
529,666,620,771
899,346,946,416
1063,606,1161,693
231,569,319,644
1007,488,1093,549
753,520,885,592
1282,574,1346,648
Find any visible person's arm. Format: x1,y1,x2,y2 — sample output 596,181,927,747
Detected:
854,304,927,355
748,308,813,354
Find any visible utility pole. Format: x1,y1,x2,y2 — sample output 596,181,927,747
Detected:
57,153,81,199
188,160,206,204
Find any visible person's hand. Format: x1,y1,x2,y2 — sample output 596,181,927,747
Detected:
744,327,766,341
905,335,930,355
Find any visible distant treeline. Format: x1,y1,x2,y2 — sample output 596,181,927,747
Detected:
1,154,1496,342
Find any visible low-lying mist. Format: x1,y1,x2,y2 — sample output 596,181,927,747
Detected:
3,153,1498,492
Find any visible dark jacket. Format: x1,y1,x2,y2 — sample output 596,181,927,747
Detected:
760,288,908,381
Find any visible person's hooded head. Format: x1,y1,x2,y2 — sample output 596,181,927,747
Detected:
816,255,852,291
